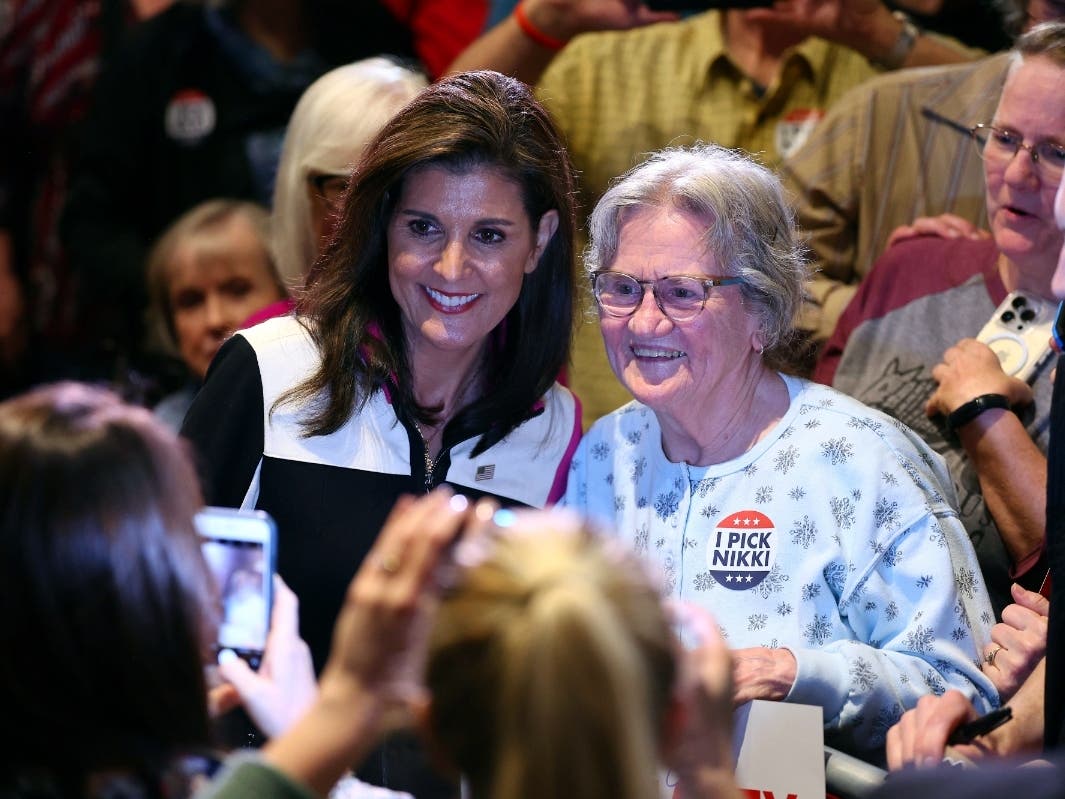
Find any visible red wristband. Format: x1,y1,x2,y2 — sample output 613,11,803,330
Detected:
514,2,567,51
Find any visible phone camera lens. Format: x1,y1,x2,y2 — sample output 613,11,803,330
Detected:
1021,309,1036,322
1001,310,1016,323
1012,296,1028,309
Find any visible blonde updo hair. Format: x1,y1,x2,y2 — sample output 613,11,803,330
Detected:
425,521,676,799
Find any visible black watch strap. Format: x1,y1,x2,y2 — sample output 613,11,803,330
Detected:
946,393,1011,434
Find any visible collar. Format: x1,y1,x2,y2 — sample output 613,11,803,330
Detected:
703,12,820,88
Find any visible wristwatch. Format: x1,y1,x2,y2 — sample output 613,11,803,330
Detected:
946,393,1011,434
876,11,920,70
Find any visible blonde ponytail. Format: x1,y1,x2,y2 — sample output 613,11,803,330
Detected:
426,528,675,799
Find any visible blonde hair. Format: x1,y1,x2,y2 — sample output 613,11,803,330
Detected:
145,199,283,357
426,525,676,799
270,57,427,289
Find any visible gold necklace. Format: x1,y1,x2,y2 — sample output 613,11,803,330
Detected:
412,420,437,492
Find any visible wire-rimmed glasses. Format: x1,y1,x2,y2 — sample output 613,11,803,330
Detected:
591,270,743,323
970,123,1065,182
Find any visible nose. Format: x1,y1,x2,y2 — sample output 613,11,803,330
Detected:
203,294,233,336
627,286,673,336
434,239,467,282
1002,146,1041,190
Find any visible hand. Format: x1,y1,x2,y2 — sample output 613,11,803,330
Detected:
315,489,471,732
731,646,797,704
924,338,1033,419
744,0,890,47
886,214,990,249
886,690,986,769
667,604,738,799
216,577,319,738
520,0,677,42
982,583,1049,700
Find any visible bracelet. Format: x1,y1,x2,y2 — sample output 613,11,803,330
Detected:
874,10,919,70
514,2,567,52
946,393,1011,434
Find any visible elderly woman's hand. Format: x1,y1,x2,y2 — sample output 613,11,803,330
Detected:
982,583,1049,700
731,647,797,704
924,338,1033,419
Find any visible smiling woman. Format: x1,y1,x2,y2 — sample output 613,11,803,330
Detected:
564,143,999,759
180,71,580,798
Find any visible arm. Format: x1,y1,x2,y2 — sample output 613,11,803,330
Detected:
180,335,267,507
924,338,1046,570
785,511,998,752
260,491,469,795
745,0,979,69
444,0,676,83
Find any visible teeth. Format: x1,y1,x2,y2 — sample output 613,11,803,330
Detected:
426,287,479,308
632,346,684,359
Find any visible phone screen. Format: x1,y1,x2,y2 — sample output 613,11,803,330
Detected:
195,508,276,663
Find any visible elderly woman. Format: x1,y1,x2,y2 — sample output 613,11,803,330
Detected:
271,57,426,288
563,143,997,756
181,71,580,796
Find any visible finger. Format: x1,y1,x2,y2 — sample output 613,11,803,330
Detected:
268,575,301,641
886,225,919,248
397,491,472,592
1010,582,1050,617
218,649,263,698
207,683,242,718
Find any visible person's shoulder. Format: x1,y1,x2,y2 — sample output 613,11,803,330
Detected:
848,234,994,323
791,377,953,488
239,314,313,351
584,400,655,440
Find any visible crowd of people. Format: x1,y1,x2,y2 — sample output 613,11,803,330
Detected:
2,1,1065,798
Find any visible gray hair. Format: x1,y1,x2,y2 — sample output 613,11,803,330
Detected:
1011,20,1065,68
270,58,427,289
584,144,809,352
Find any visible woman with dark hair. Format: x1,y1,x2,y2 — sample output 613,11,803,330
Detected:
182,70,580,797
0,382,216,794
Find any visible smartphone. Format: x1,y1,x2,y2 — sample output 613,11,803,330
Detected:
195,507,277,669
975,291,1056,383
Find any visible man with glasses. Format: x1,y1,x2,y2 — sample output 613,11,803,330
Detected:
782,1,1065,343
815,22,1065,625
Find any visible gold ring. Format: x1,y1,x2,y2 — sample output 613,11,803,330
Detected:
378,554,401,575
985,646,1003,667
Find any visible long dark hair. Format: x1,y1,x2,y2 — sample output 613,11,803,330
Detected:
284,70,577,455
0,383,213,789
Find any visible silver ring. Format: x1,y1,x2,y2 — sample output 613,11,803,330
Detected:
985,646,1003,667
378,554,401,575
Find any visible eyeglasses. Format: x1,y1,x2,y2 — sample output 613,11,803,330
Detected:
307,172,350,211
970,123,1065,182
591,270,743,323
